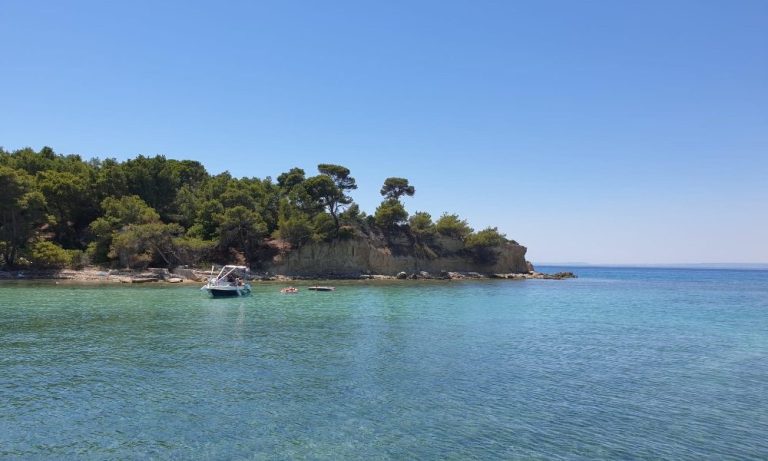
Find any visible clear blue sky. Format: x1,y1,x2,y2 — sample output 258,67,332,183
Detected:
2,0,766,264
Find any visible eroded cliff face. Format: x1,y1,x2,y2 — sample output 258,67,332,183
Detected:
264,236,528,276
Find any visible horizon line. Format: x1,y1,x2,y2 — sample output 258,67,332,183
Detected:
534,262,768,269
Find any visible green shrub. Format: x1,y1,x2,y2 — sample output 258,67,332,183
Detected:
465,227,508,264
435,213,473,239
173,237,216,266
278,214,314,247
67,250,89,269
409,211,436,240
109,229,152,268
312,213,336,242
465,227,507,249
29,241,72,268
85,241,108,264
374,199,408,231
339,203,366,227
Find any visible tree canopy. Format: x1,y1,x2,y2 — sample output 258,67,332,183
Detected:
435,213,473,240
0,146,516,269
374,200,408,230
409,212,436,240
315,164,357,233
465,227,508,264
380,177,415,200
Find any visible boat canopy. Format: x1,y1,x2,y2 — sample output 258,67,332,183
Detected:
211,265,250,280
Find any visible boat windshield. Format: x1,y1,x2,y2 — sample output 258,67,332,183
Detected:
210,266,249,285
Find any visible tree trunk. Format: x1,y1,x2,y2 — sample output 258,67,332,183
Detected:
330,210,339,235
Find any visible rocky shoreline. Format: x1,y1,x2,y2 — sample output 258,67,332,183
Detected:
0,267,576,283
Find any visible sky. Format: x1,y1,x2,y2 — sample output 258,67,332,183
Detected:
1,0,766,265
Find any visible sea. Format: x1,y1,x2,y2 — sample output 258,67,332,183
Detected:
1,266,767,459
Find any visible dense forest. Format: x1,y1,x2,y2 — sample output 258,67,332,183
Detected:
0,146,512,270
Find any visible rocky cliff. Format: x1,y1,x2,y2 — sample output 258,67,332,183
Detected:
264,236,528,277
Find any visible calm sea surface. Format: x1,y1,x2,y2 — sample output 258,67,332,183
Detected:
1,267,767,459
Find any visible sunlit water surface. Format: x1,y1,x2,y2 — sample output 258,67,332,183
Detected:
1,267,767,459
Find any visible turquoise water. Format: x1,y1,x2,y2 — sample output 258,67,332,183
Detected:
1,267,767,459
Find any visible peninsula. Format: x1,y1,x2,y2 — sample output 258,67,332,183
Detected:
1,146,546,279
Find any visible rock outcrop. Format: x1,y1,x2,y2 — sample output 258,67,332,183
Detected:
264,236,528,277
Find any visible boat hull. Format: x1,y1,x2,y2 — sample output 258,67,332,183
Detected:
209,290,245,297
203,285,252,297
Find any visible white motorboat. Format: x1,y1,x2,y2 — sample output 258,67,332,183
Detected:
201,265,252,297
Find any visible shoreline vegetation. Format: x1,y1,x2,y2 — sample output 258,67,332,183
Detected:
0,146,567,278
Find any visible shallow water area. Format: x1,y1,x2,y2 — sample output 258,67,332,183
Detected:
1,267,767,458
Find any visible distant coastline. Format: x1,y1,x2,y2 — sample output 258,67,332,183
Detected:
536,263,768,271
